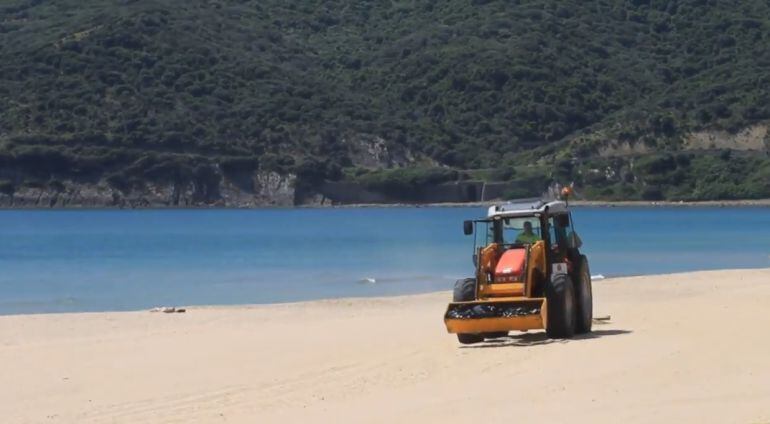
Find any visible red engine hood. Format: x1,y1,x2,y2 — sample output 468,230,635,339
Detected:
494,248,526,280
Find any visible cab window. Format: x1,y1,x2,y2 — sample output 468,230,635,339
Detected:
501,217,542,245
549,214,580,250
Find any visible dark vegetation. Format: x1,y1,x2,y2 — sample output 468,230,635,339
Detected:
354,167,460,198
1,0,769,202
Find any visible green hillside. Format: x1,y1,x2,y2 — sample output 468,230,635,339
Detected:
1,0,769,204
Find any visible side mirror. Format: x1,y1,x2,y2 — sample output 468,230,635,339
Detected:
463,220,474,235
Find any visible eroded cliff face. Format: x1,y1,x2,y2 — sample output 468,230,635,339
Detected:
1,183,122,208
594,124,770,157
683,124,769,151
0,172,298,208
0,171,493,207
0,131,427,208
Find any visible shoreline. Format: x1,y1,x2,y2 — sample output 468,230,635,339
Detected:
1,198,770,211
323,198,770,208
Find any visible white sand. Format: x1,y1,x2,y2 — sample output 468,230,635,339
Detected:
1,269,770,423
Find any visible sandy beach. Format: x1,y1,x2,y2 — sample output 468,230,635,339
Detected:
2,269,769,423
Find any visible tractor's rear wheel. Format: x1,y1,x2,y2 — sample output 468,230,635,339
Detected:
545,273,576,339
453,278,484,345
575,255,593,334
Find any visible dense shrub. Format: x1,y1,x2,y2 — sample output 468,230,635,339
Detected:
635,154,677,175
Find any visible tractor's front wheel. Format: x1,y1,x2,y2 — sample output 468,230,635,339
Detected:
545,273,576,339
453,278,484,345
483,331,509,339
457,333,484,344
453,278,476,302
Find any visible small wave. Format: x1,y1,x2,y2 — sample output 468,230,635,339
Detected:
592,274,606,280
356,274,454,284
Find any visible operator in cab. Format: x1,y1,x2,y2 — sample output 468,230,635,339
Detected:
516,221,540,244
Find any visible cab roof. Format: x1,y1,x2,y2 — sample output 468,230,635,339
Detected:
486,199,568,219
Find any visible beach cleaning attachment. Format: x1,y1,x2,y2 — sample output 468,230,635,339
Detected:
444,297,548,334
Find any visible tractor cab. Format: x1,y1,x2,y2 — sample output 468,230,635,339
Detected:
465,200,582,293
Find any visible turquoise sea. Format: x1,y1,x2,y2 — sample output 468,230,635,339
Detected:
1,207,769,314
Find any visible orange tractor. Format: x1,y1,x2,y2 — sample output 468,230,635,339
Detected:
444,198,593,343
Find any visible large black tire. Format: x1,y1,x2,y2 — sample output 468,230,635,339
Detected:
453,278,484,345
574,255,593,334
457,333,484,344
453,278,476,302
545,273,576,339
483,331,509,339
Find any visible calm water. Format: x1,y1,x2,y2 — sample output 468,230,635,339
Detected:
1,207,769,314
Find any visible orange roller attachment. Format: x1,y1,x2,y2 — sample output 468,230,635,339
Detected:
444,298,547,334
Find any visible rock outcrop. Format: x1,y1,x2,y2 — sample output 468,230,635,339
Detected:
0,171,299,208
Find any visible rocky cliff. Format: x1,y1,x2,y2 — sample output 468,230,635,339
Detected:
0,172,507,208
0,171,299,208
